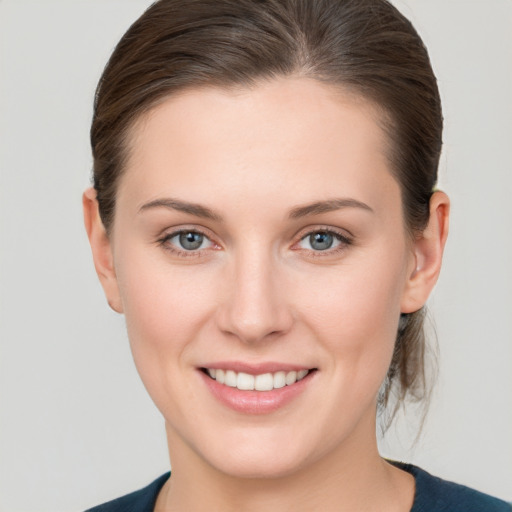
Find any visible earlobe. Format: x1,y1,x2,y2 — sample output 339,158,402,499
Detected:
82,187,123,313
401,190,450,313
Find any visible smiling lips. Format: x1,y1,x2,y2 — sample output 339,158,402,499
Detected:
200,365,316,414
205,368,310,391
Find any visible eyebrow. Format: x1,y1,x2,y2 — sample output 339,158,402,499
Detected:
138,198,223,221
288,198,374,219
138,196,373,221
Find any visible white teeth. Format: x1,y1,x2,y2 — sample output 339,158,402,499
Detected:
285,370,297,385
225,370,237,387
237,372,255,390
255,373,274,391
273,371,286,389
216,369,225,384
297,369,308,380
206,368,311,391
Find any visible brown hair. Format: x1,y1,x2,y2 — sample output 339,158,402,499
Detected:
91,0,442,423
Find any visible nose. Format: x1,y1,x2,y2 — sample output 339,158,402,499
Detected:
216,248,294,344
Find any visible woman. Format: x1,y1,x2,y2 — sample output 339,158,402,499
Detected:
82,0,510,510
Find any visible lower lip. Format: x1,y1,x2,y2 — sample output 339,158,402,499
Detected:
199,370,316,414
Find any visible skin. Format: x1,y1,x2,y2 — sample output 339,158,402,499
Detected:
84,77,449,511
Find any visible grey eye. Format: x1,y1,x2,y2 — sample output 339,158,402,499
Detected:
297,231,346,252
308,232,334,251
179,232,205,250
162,230,215,255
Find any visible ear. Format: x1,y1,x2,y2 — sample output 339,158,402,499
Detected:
83,187,123,313
401,190,450,313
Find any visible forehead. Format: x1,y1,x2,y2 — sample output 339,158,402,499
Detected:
119,77,398,216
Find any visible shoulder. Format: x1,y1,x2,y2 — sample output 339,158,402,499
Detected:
84,472,170,512
394,463,511,512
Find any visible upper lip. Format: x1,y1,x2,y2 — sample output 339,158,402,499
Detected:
199,361,315,375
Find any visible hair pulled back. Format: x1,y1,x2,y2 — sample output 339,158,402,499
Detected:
91,0,443,423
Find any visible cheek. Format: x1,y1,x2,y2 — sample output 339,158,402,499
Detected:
295,251,407,388
117,248,209,333
113,247,216,387
113,254,228,432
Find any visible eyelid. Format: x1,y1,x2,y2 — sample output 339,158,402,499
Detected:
155,224,353,259
294,225,354,243
156,225,221,257
291,225,354,255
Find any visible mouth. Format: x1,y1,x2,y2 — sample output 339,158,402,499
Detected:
201,367,314,391
198,362,318,414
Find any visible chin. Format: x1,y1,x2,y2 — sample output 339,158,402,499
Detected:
208,449,310,480
188,425,325,480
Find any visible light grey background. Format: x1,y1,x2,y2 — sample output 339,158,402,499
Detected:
0,1,510,511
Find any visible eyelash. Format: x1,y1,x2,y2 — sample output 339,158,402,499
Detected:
157,228,217,259
157,227,353,259
293,227,353,258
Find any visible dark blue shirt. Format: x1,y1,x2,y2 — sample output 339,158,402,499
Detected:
85,464,511,511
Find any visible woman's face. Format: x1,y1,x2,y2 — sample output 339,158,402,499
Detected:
106,78,417,477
